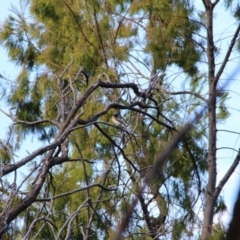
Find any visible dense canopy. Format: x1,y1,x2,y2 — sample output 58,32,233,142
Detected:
0,0,240,239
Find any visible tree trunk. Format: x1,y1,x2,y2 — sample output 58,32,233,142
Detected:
201,1,217,239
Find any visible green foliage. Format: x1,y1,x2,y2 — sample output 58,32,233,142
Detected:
0,15,38,69
0,147,11,164
214,196,227,215
0,0,233,239
208,223,227,240
130,0,201,75
234,4,240,20
172,219,185,240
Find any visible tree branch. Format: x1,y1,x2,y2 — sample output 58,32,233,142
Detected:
214,149,240,198
22,217,58,240
36,184,118,202
56,197,91,240
163,90,207,103
214,23,240,86
0,108,60,127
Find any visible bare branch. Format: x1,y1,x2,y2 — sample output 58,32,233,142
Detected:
0,107,60,127
22,217,58,240
36,184,118,202
114,69,235,238
59,56,74,78
217,129,240,135
212,0,220,8
217,147,239,152
214,23,240,86
163,90,208,103
56,197,91,240
214,149,240,198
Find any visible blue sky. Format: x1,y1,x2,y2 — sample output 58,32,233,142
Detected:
0,0,21,81
1,0,240,228
0,1,19,129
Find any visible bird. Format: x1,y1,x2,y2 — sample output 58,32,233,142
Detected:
111,113,127,127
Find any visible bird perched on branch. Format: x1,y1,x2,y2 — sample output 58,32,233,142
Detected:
111,113,127,127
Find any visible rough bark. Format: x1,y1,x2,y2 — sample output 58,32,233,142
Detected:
201,0,240,239
201,1,217,238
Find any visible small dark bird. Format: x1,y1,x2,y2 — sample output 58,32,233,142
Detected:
111,113,127,127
